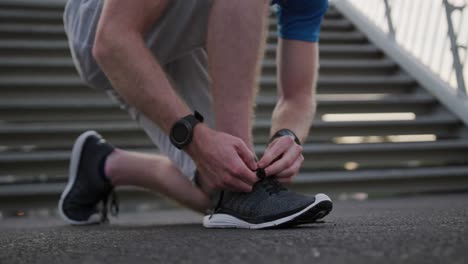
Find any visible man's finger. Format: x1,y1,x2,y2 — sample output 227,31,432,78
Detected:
231,155,258,185
235,140,258,171
276,155,303,179
225,176,253,193
265,144,301,176
258,136,293,168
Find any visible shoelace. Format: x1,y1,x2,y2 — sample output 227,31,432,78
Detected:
260,177,287,196
256,168,286,195
100,189,119,223
209,190,224,219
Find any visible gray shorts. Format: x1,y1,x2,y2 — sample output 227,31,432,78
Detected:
64,0,215,180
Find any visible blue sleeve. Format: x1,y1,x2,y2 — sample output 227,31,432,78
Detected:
273,0,329,42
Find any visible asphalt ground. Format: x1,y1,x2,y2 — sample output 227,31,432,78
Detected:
0,193,467,264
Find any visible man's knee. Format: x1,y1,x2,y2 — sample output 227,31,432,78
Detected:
67,37,112,91
68,40,100,86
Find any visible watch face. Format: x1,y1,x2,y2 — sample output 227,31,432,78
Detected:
172,121,190,143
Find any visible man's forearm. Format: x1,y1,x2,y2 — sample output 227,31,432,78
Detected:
271,39,319,142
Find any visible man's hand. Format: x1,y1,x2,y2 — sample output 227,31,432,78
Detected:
187,125,258,194
257,136,304,184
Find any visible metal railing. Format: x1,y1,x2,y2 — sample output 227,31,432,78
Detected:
339,0,468,96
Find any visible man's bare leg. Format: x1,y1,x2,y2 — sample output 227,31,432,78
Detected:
104,150,211,213
207,0,270,150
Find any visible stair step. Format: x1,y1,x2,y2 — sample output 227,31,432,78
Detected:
0,40,382,60
0,57,76,76
265,43,383,59
0,57,73,66
1,94,434,108
0,9,63,24
260,74,417,95
0,94,437,122
0,9,343,37
0,39,69,50
0,2,340,19
0,116,461,149
257,94,437,116
268,31,367,44
0,22,364,42
0,76,84,87
0,23,65,36
2,13,347,29
2,140,467,181
4,165,467,197
2,57,395,68
0,0,65,11
0,122,151,149
324,8,341,18
262,58,398,75
0,39,70,58
0,57,398,76
0,82,415,99
296,140,468,169
257,116,461,141
295,165,468,183
269,18,354,32
0,74,418,98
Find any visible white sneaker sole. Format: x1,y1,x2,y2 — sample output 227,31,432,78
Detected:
58,130,103,225
203,193,332,229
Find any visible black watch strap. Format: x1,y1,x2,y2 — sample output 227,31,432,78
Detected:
270,129,302,145
181,110,204,127
192,110,204,123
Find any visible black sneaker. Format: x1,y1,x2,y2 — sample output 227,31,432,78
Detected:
58,131,118,225
203,170,332,229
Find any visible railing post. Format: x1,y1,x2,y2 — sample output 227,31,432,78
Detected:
443,0,467,95
383,0,396,40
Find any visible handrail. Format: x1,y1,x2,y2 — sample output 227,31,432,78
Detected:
333,0,468,126
335,0,468,96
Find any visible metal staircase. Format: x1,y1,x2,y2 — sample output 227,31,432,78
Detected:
1,0,468,209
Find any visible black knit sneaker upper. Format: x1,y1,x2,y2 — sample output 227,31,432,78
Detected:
60,132,118,224
211,170,316,224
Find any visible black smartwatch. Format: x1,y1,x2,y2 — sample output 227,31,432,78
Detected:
170,111,204,149
270,129,302,145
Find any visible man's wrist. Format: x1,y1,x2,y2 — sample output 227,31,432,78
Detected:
185,123,211,156
270,128,302,145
